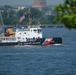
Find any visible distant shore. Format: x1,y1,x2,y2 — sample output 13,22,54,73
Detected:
0,24,64,28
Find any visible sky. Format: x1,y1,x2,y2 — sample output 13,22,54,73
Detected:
0,0,64,6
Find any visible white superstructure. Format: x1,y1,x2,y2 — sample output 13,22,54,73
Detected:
0,27,42,43
16,27,42,42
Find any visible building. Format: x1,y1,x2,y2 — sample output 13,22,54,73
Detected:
39,0,46,8
33,0,46,10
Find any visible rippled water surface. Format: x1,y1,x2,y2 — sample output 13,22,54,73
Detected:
0,28,76,75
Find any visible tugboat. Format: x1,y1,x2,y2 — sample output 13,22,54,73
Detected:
0,9,62,46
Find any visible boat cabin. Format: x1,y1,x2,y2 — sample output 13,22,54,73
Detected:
0,27,42,42
16,27,42,42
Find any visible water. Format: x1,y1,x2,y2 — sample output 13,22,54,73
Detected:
0,28,76,75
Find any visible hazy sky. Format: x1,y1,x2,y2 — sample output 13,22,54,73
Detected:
0,0,64,6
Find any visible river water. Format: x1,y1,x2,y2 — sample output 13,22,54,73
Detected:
0,27,76,75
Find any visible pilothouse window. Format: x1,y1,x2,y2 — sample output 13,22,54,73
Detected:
38,29,41,33
33,29,37,32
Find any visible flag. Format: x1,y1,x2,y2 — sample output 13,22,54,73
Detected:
18,13,26,23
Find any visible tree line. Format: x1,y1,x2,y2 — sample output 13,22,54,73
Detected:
0,0,76,30
0,5,54,26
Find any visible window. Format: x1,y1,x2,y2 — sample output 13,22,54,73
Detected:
17,37,20,39
20,33,21,35
38,29,41,33
33,29,37,33
6,38,9,40
12,38,16,40
34,30,37,31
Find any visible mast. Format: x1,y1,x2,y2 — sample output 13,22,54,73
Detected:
27,9,31,28
38,18,40,25
37,17,41,28
0,11,4,27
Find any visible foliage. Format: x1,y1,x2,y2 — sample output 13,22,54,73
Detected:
53,0,76,29
30,8,42,18
0,5,54,25
1,5,17,25
31,18,38,25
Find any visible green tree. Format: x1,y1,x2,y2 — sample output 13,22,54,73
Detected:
53,0,76,29
30,8,42,19
2,5,17,25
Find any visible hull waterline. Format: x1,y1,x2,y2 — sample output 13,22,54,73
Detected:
0,37,62,46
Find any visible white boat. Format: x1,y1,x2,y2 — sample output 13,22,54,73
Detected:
0,26,62,46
